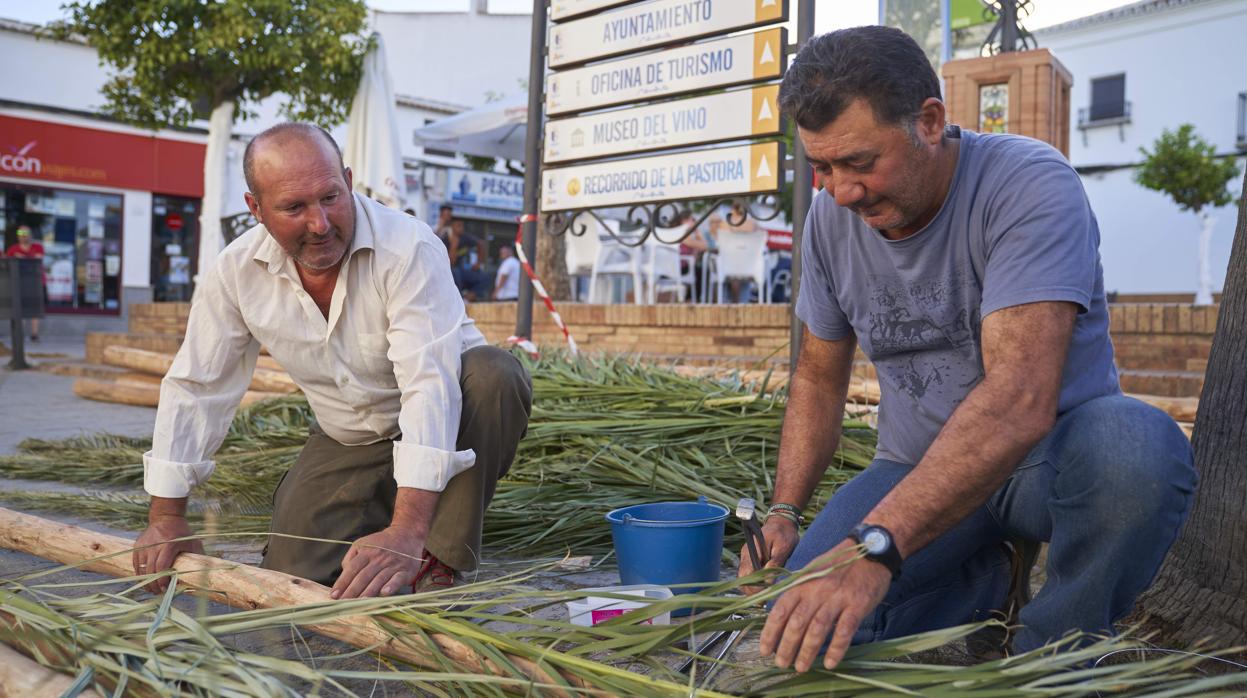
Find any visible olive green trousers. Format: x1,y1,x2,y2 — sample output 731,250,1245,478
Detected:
260,346,532,584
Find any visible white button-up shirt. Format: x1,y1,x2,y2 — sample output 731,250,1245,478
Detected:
143,194,486,498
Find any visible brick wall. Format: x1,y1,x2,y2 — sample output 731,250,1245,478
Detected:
117,301,1220,396
467,303,794,363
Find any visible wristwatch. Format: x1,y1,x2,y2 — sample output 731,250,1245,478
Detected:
848,523,903,579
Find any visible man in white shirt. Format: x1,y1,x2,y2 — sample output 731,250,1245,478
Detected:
132,123,532,599
492,244,520,301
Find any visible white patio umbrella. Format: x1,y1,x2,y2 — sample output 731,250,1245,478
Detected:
414,92,528,162
343,33,407,208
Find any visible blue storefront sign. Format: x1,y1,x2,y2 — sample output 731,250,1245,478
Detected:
447,169,524,211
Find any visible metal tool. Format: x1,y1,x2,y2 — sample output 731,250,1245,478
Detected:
676,614,746,675
736,497,768,573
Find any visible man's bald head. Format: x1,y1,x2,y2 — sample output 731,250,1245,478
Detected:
243,123,344,201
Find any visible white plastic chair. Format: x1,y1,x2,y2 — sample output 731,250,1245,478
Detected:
715,229,769,304
588,219,643,304
564,213,602,301
643,226,686,303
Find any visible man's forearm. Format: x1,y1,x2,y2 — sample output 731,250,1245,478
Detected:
772,332,857,510
149,495,188,520
389,487,440,538
867,373,1054,558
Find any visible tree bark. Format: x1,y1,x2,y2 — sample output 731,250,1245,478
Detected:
534,214,572,301
1196,210,1215,306
195,100,235,283
1135,171,1247,652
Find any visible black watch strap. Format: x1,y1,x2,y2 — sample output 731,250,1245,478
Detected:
849,523,903,579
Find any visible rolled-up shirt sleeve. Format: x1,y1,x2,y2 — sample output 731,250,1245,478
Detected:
385,238,476,491
144,264,259,498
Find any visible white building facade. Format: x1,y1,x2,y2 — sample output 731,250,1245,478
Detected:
1036,0,1247,296
0,7,531,327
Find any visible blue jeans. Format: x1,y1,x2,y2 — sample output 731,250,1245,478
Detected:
786,394,1196,653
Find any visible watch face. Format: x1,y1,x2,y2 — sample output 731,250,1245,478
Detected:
862,529,889,554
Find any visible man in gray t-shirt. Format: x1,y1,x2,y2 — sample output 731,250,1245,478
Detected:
742,27,1196,673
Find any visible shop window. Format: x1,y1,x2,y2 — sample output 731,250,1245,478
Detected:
151,196,200,302
1,184,123,314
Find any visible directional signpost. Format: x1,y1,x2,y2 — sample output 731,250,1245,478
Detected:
549,0,787,68
544,84,780,164
546,27,786,116
520,0,794,337
542,141,781,212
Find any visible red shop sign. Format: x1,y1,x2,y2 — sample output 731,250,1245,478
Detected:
0,115,206,197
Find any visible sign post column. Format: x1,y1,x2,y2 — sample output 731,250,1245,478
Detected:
516,0,550,341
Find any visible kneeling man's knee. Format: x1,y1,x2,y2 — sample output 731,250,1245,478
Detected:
1055,396,1196,528
461,346,533,409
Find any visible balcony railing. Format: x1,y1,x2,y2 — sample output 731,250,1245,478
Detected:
1078,100,1132,129
1078,101,1132,145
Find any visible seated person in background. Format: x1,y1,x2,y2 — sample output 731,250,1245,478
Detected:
492,244,520,301
676,209,712,301
446,219,490,301
713,202,760,303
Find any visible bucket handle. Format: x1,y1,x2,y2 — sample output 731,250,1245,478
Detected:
621,496,716,526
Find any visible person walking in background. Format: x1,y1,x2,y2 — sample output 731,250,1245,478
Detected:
5,225,45,342
492,244,520,301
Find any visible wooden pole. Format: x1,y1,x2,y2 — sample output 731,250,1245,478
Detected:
72,377,284,408
0,642,105,698
101,346,298,394
0,508,594,696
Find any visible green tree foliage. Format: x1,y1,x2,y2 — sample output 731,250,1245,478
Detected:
53,0,372,129
1136,124,1241,214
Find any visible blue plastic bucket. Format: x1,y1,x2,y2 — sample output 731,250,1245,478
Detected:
605,497,728,600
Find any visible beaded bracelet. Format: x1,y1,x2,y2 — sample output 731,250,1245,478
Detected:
766,503,806,526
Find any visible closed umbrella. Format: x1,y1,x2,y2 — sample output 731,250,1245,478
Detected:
343,33,407,208
414,93,528,162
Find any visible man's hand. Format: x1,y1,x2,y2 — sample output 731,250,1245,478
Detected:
133,514,203,594
330,525,426,599
737,516,800,593
760,540,892,673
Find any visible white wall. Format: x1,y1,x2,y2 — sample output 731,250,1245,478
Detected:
1039,0,1247,294
0,26,108,113
374,11,532,109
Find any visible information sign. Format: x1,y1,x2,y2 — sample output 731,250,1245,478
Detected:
546,27,785,116
551,0,640,23
541,141,781,212
549,0,787,68
544,84,780,164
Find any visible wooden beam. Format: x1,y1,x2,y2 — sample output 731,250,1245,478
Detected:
0,641,104,698
73,377,286,409
0,508,594,696
101,346,298,394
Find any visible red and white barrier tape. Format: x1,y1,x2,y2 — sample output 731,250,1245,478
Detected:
506,213,578,358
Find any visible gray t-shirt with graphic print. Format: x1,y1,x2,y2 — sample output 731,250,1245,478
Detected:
796,128,1120,467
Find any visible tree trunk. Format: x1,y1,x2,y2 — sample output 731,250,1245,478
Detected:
1135,171,1247,651
534,214,572,301
195,100,235,284
1196,210,1215,306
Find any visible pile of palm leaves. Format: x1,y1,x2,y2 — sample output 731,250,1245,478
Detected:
0,353,876,557
3,559,1243,696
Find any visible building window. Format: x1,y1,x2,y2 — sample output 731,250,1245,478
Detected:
1,183,124,314
1089,74,1127,122
1237,92,1246,151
